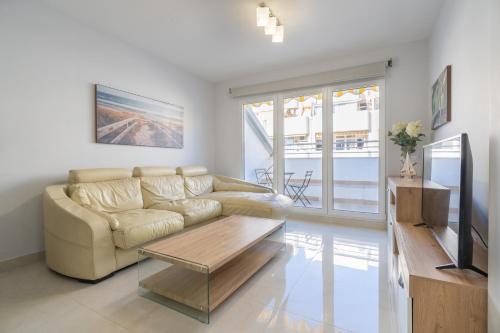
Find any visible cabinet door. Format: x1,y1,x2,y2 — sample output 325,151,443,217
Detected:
396,272,413,333
387,191,394,251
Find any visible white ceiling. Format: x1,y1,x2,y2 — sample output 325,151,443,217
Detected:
44,0,444,82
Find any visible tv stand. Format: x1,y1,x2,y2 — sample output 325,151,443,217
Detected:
387,177,487,333
435,262,457,270
435,262,488,277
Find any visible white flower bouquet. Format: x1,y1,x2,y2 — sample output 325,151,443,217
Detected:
388,120,425,157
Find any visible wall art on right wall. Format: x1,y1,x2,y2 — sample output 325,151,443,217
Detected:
431,65,451,130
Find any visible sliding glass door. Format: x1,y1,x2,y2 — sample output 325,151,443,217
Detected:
329,83,384,215
283,92,323,209
242,79,385,219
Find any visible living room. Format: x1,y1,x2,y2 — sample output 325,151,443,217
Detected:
0,0,499,332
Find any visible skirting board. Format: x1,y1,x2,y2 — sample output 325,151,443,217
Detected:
0,251,45,272
288,213,386,230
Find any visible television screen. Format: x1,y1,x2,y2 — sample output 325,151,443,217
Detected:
422,134,472,267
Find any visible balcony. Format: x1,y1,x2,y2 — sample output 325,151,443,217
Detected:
248,140,380,213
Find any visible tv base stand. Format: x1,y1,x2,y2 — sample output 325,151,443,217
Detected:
435,262,457,270
435,263,488,277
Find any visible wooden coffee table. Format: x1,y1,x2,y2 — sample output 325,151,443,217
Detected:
138,215,286,323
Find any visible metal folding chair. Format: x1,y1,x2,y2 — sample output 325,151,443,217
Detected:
254,168,268,185
255,166,273,187
289,170,313,207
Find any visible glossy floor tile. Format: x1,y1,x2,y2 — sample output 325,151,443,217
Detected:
0,219,394,333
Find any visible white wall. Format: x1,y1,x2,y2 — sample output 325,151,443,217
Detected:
0,0,215,261
214,39,430,179
429,0,490,243
428,0,497,330
488,0,499,330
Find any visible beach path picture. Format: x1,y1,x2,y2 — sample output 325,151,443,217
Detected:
95,85,183,148
431,65,451,130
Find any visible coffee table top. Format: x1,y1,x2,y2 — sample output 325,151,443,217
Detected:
140,215,285,273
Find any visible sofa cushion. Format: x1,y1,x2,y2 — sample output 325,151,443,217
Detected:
198,191,293,219
69,178,143,213
139,175,186,207
184,175,213,197
106,209,184,249
151,199,222,227
68,168,131,184
133,166,176,177
176,165,208,177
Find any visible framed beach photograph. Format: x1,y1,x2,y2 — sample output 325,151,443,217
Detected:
95,85,183,148
431,65,451,130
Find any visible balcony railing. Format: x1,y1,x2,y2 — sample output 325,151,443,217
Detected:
249,140,380,212
284,139,380,157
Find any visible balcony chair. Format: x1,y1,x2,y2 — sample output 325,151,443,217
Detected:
289,170,313,207
255,166,273,187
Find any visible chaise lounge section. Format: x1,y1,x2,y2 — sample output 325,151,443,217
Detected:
43,165,293,281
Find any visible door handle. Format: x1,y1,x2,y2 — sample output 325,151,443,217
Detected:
398,274,405,289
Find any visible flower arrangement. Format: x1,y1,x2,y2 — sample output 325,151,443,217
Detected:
388,120,425,157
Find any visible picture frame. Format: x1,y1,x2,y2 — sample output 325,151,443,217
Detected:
95,84,184,149
431,65,451,130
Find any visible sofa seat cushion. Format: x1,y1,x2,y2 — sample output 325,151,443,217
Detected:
184,175,214,197
106,209,183,249
69,178,143,213
139,175,186,207
151,199,222,227
198,192,293,219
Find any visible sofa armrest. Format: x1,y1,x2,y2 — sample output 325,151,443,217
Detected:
43,185,116,280
213,175,276,194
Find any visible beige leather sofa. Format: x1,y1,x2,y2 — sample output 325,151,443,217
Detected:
43,165,292,282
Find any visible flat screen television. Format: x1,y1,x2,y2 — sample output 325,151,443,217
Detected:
422,133,485,275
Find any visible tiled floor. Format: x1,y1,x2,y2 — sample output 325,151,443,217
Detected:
0,220,394,333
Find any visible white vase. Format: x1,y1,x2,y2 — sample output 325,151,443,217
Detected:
400,152,416,179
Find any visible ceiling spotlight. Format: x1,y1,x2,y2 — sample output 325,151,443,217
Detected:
272,25,284,43
256,4,270,27
265,15,277,35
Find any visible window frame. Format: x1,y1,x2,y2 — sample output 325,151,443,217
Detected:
240,78,386,224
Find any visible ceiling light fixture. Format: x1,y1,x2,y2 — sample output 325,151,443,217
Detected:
272,24,284,43
264,15,277,35
256,3,284,43
256,4,270,27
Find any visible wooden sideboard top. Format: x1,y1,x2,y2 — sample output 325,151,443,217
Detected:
388,176,422,189
393,218,487,289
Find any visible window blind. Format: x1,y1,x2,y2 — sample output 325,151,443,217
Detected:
229,60,390,97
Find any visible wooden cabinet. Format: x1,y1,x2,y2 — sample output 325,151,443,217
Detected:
387,177,487,333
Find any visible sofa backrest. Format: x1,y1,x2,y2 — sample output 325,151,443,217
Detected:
132,166,176,177
68,168,142,213
176,165,213,197
133,166,185,207
69,178,143,213
68,168,131,184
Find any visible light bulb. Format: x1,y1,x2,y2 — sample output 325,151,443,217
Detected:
272,25,284,43
256,6,270,27
265,16,277,35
